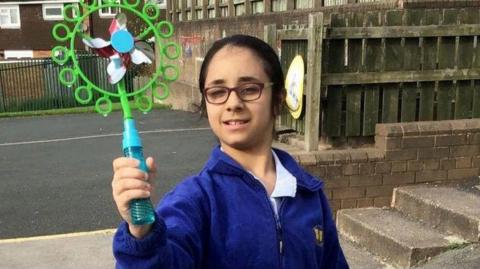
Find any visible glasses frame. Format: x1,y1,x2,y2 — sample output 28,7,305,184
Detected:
203,82,273,105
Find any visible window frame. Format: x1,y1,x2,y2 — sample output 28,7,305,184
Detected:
99,0,120,18
42,3,64,21
0,5,20,29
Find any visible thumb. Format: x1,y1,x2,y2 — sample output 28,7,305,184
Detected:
146,157,157,175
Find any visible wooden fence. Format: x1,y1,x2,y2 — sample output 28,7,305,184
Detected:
265,8,480,151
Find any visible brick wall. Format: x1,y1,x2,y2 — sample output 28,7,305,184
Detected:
290,120,480,214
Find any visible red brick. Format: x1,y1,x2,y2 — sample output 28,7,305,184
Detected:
376,124,403,137
402,136,434,148
407,160,424,171
448,168,479,180
332,187,366,199
374,197,392,207
305,166,325,178
385,149,417,161
435,134,467,147
383,172,415,184
366,185,395,198
391,161,407,172
415,170,447,183
350,175,382,187
418,123,438,136
375,162,392,174
450,120,468,134
456,157,472,168
343,163,359,176
465,120,480,133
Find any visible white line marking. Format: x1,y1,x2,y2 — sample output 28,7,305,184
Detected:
0,127,211,147
0,229,117,244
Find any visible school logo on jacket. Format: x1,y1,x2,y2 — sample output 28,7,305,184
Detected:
313,225,323,246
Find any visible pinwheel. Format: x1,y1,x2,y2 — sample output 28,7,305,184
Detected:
51,0,181,225
82,13,154,84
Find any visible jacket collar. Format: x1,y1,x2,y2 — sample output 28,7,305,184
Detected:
205,145,323,192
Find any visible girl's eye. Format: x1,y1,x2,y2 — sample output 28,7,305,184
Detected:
240,85,260,96
208,88,227,99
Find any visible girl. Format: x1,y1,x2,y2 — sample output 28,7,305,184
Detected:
112,35,348,269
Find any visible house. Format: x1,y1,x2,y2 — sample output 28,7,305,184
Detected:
0,0,167,60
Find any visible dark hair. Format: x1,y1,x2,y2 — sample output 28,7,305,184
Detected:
198,35,285,117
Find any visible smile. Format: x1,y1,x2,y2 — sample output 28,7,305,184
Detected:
224,120,249,125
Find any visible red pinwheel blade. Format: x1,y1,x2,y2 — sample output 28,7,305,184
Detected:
109,13,127,36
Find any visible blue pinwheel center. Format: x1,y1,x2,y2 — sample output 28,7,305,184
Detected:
111,30,134,53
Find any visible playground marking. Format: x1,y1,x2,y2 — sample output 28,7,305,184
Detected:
0,229,117,244
0,127,211,147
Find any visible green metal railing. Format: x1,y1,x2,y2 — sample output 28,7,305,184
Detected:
0,53,138,113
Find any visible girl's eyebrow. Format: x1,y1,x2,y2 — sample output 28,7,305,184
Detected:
206,76,261,87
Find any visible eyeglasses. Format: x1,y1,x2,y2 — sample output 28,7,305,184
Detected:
203,82,273,105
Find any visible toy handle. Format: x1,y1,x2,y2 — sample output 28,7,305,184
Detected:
124,146,156,225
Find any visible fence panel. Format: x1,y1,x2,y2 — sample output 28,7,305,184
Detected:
0,54,139,113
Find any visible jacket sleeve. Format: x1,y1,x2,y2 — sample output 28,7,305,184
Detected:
319,189,350,269
113,188,207,269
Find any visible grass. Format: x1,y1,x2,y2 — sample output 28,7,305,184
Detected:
0,102,171,118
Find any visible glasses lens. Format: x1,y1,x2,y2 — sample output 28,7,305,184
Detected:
238,83,262,101
206,87,228,104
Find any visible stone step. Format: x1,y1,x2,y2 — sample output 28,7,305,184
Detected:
337,208,464,268
339,237,394,269
392,185,480,242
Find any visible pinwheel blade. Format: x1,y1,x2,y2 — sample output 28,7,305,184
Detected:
130,48,152,65
82,37,110,49
134,41,154,62
107,55,127,84
109,13,127,36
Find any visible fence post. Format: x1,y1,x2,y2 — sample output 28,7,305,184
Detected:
305,12,324,152
264,23,280,131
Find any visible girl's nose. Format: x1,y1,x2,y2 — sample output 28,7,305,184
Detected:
225,90,244,111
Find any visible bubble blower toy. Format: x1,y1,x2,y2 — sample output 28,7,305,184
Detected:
51,0,181,225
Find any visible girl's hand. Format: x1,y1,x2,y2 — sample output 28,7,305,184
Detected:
112,156,157,238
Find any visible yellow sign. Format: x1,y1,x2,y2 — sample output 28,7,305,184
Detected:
285,55,304,119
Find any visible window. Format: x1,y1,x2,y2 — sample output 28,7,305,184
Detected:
195,0,203,6
154,0,167,9
294,0,313,9
195,9,203,19
251,0,264,14
0,5,20,29
220,6,228,17
234,3,244,16
42,4,64,20
272,0,286,12
186,10,192,20
99,0,120,18
207,8,215,18
323,0,347,6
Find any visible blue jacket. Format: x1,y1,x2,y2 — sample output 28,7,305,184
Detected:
113,146,349,269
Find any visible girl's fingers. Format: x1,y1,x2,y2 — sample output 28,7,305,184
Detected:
113,178,152,196
116,189,151,206
113,167,148,182
112,157,140,172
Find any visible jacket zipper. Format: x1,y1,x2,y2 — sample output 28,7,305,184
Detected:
249,175,285,269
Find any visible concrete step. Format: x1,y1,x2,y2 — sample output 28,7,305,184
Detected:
339,237,394,269
392,185,480,242
337,208,465,268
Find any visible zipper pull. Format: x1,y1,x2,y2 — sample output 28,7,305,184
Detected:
279,239,283,254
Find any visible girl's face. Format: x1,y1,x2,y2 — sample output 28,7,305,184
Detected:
204,46,275,151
